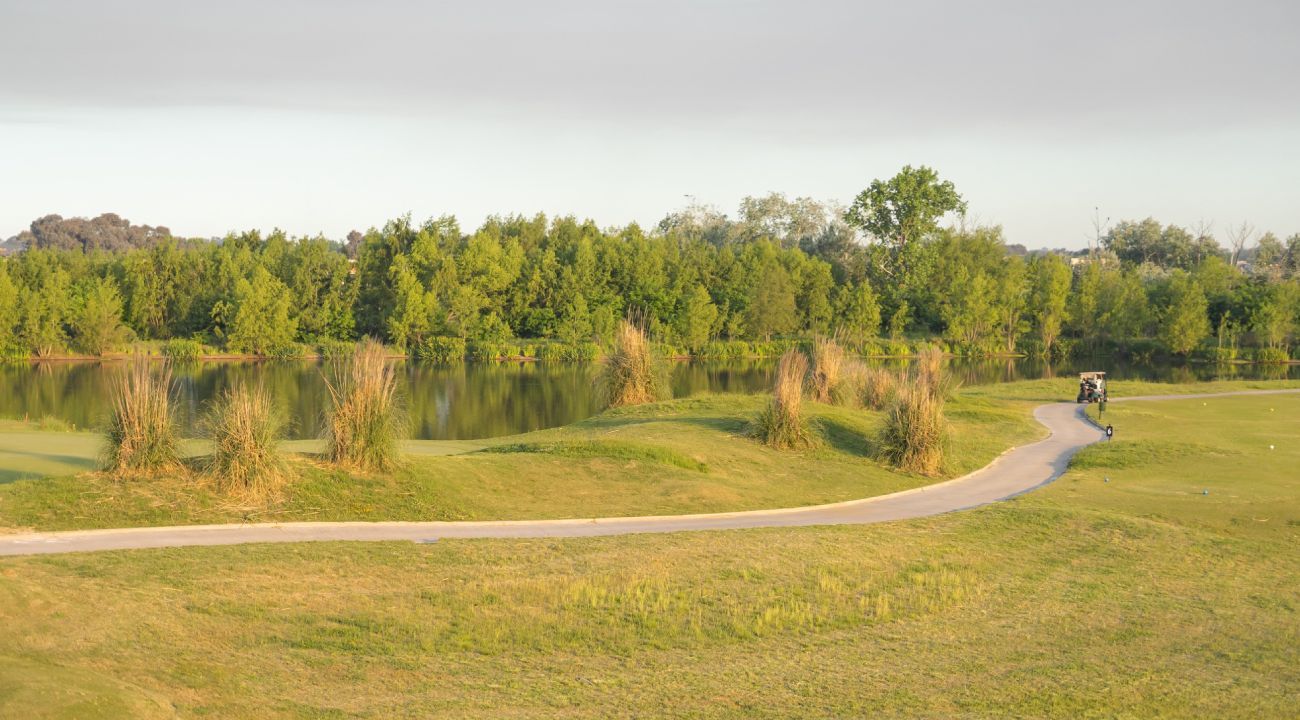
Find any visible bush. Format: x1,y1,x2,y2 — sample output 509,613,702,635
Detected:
203,382,289,499
598,321,670,407
809,337,846,404
884,340,912,357
317,338,355,360
913,345,959,401
697,340,751,360
266,342,305,360
104,359,179,473
1197,345,1238,363
466,341,505,362
753,349,813,449
414,336,466,363
1253,346,1290,363
323,339,405,472
878,383,947,475
160,339,203,362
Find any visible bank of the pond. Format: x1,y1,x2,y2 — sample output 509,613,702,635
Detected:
0,391,1045,531
5,356,1299,442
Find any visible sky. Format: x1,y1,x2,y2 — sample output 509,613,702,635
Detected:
2,0,1298,248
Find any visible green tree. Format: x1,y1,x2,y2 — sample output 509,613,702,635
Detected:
845,166,967,250
834,281,881,343
1028,254,1071,356
1160,272,1210,355
745,263,798,339
0,263,19,354
675,285,718,352
226,266,298,354
72,276,131,355
993,257,1028,353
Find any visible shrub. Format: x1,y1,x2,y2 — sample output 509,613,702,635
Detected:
160,338,203,362
878,383,947,475
203,382,288,499
753,349,813,449
104,359,179,473
809,337,846,404
266,342,305,361
1253,346,1290,363
598,320,669,407
323,339,405,472
697,340,750,360
414,336,466,363
467,341,505,362
317,338,355,360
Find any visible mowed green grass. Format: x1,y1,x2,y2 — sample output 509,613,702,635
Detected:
0,392,1042,531
0,390,1297,718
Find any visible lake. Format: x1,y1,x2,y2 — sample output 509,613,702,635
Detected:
2,357,1295,440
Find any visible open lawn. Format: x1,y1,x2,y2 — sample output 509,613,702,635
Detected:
0,392,1042,531
0,386,1296,717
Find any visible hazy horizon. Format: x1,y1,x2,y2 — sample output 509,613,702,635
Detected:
3,0,1298,247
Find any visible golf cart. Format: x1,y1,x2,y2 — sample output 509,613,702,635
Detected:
1076,372,1107,404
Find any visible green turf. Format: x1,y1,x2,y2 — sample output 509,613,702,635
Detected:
0,388,1296,717
0,392,1043,531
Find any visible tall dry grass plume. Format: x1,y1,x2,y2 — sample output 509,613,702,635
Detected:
204,382,289,499
914,345,959,400
855,365,899,410
104,358,179,473
324,339,404,472
599,319,669,407
753,349,813,449
809,336,846,404
879,383,947,475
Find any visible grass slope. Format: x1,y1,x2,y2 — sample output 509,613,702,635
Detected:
0,392,1041,531
0,389,1296,717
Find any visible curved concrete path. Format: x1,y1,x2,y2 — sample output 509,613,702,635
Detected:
2,390,1295,556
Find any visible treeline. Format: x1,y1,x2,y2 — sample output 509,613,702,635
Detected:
1,168,1298,362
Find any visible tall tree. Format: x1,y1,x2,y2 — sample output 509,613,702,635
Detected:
1028,254,1071,356
1160,272,1211,355
71,276,131,355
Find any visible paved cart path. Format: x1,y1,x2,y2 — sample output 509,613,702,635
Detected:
2,390,1296,556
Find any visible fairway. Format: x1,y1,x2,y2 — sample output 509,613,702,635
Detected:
1,390,1296,717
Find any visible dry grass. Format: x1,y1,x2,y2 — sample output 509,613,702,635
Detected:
855,365,899,410
878,382,948,475
203,382,290,500
323,339,405,472
599,320,669,407
103,358,179,473
809,337,846,404
753,349,813,449
914,344,959,400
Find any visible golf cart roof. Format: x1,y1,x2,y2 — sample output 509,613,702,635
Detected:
1079,371,1106,380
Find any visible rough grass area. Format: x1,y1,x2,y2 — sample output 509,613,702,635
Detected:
0,393,1296,717
0,391,1042,531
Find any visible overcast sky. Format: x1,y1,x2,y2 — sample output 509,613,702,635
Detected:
2,0,1298,247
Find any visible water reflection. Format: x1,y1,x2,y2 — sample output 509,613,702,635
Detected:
1,357,1294,440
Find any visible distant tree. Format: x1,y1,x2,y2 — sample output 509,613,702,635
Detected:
1160,272,1210,355
675,285,718,352
746,263,798,339
71,276,131,355
845,166,967,251
18,213,170,252
1028,254,1071,356
834,281,881,343
0,263,19,353
226,266,297,354
993,257,1028,353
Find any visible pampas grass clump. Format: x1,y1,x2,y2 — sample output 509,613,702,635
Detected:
879,383,947,475
204,382,288,499
324,339,404,472
856,365,899,410
914,344,959,400
104,359,179,473
753,349,813,449
809,337,847,404
599,320,669,407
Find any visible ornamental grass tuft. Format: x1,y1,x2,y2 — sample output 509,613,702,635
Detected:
103,358,179,473
599,319,670,408
753,349,814,449
323,339,405,472
204,382,289,499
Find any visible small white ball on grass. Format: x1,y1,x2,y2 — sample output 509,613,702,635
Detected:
1269,445,1275,450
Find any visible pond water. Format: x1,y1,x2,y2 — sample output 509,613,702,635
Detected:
2,357,1295,440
